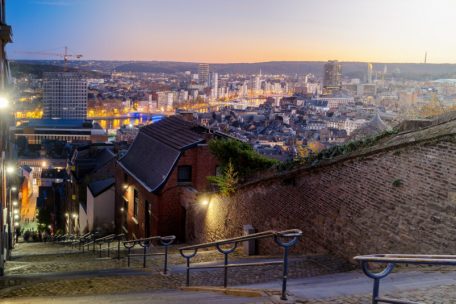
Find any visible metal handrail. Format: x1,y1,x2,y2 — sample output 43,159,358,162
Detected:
93,234,116,257
179,229,302,301
123,235,176,273
180,231,276,251
354,254,456,304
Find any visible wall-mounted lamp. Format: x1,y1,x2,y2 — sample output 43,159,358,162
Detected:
199,192,214,207
6,165,15,174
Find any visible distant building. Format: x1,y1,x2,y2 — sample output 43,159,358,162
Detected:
43,72,88,120
198,63,209,86
313,96,354,108
13,119,108,145
116,125,139,144
367,63,373,84
323,60,342,92
344,118,367,135
211,72,218,99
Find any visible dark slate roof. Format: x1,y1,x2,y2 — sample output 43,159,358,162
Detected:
140,116,206,150
94,148,116,171
88,178,115,197
118,116,207,193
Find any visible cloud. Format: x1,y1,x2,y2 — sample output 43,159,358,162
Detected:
31,0,71,6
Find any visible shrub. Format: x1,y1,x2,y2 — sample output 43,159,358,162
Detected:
208,139,278,180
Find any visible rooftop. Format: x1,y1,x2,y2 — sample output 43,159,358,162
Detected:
24,119,94,129
119,116,210,192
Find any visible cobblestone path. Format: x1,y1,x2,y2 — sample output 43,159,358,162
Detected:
0,241,350,301
5,242,456,303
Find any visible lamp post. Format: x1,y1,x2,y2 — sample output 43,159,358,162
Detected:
6,184,16,259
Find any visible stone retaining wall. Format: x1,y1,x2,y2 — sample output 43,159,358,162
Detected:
186,133,456,261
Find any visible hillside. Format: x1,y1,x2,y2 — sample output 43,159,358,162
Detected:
10,61,103,78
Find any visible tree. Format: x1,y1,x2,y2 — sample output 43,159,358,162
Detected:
207,160,238,196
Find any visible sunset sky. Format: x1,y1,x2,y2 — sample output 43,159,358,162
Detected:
7,0,456,63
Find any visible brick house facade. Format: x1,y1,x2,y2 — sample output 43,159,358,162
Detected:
115,116,222,241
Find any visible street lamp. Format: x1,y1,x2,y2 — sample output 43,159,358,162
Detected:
0,96,8,109
5,165,14,174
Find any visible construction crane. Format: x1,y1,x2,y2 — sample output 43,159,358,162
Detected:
15,46,82,71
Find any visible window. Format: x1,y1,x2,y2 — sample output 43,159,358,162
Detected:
177,165,192,183
215,166,223,177
133,189,139,218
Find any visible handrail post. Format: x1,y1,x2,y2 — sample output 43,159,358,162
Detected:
99,242,102,258
281,246,289,301
163,245,168,274
143,241,147,268
186,257,190,286
223,252,229,288
107,241,110,257
92,234,96,253
372,278,380,304
127,247,131,267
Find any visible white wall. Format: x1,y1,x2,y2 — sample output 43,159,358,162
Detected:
79,203,88,234
86,186,115,233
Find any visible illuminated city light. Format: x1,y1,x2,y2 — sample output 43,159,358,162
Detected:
0,96,8,109
12,201,18,206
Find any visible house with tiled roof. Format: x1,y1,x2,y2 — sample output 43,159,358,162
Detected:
115,115,224,240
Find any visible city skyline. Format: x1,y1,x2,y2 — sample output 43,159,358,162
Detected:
7,0,456,63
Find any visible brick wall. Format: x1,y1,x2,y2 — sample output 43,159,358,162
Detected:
187,135,456,260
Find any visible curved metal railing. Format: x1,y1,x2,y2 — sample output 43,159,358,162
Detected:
179,229,302,301
354,254,456,304
123,235,176,273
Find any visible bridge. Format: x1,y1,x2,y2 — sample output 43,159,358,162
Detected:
88,113,166,121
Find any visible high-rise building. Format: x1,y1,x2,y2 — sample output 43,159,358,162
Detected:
211,72,218,100
198,63,209,86
367,63,373,84
43,72,88,120
323,60,342,90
